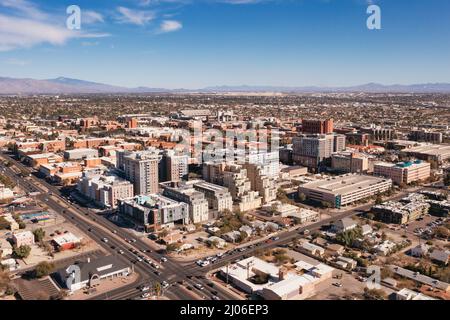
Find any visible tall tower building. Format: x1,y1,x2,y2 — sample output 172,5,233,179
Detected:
160,150,189,182
121,150,160,195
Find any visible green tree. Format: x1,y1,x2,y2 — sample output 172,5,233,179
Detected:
237,231,248,243
433,226,450,240
364,288,386,300
298,193,307,202
336,227,362,247
34,261,54,278
321,201,333,209
158,229,169,239
33,228,46,243
0,216,10,230
166,242,181,252
14,245,31,259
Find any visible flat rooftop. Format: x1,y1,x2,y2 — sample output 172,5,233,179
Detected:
300,174,391,196
405,144,450,157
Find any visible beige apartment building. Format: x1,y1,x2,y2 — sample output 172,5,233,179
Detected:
373,161,431,185
242,163,277,204
192,181,233,213
203,162,262,212
331,152,370,173
77,173,134,208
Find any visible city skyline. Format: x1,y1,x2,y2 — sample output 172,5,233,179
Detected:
1,0,450,89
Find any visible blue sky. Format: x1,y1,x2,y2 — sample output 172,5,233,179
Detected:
0,0,449,89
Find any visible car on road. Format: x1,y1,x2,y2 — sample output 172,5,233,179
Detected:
102,238,108,243
194,283,204,290
271,236,280,241
141,293,150,299
141,286,150,292
211,295,220,300
162,281,169,289
154,271,162,276
137,257,143,262
333,282,342,287
130,239,137,243
160,257,168,263
112,230,117,234
200,260,210,267
118,250,124,255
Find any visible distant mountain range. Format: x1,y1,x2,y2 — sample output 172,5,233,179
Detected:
1,76,450,95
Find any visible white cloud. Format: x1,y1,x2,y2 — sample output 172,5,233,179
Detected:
0,0,110,52
0,14,109,52
0,0,47,20
116,7,155,25
159,20,183,33
83,10,104,24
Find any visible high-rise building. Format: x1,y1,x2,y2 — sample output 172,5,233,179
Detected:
159,150,188,182
301,119,334,134
119,150,160,195
292,134,335,170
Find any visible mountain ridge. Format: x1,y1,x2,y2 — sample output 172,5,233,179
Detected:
1,76,450,94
